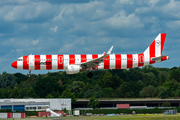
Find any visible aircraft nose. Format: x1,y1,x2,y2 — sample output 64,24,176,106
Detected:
11,61,17,68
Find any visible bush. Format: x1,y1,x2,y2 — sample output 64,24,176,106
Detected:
177,107,180,113
86,108,162,114
161,101,171,107
0,109,11,112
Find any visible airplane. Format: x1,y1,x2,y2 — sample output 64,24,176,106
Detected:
11,33,169,77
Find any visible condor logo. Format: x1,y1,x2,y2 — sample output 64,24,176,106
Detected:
35,61,52,65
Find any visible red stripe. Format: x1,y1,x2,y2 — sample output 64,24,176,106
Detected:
161,33,166,55
104,56,110,69
12,61,17,68
149,40,155,64
46,55,52,70
92,54,98,70
69,55,75,65
127,54,133,69
23,56,29,70
81,54,87,63
138,53,144,67
161,56,167,61
35,55,40,70
115,54,121,69
58,55,63,69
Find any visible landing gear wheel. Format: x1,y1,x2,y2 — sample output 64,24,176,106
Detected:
87,72,93,78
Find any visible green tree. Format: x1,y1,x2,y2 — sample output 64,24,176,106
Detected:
27,87,38,98
161,101,171,107
10,88,19,98
101,87,114,98
143,72,158,87
99,71,112,88
0,72,16,88
87,96,99,109
46,93,54,98
61,89,76,104
159,74,166,86
163,79,178,90
84,89,93,98
140,85,156,97
14,73,28,84
68,81,85,98
93,83,102,98
114,81,143,98
111,74,123,89
34,76,63,98
168,69,180,82
159,89,172,99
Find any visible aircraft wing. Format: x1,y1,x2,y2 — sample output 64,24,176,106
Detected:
80,46,113,69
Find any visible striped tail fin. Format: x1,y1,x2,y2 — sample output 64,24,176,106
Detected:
143,33,169,65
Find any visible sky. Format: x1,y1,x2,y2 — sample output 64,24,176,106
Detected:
0,0,180,75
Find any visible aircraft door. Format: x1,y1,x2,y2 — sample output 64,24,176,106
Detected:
59,56,63,64
139,55,144,63
58,55,64,69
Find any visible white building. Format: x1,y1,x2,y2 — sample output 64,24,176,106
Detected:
0,98,71,111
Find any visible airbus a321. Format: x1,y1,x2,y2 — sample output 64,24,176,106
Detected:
11,33,169,76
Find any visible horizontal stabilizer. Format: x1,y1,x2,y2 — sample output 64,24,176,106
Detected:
151,55,167,61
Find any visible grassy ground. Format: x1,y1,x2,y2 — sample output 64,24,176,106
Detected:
1,114,180,120
65,113,180,120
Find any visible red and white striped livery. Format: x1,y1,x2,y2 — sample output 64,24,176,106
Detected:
11,33,169,75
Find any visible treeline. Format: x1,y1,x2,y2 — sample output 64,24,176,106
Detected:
0,65,180,102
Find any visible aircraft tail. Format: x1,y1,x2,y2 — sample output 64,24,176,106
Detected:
144,33,166,57
142,33,169,65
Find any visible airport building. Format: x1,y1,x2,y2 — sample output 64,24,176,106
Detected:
0,99,71,111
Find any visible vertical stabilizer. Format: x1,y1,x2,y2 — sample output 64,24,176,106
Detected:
144,33,166,57
142,33,167,65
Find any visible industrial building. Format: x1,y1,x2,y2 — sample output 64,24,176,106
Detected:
0,99,71,111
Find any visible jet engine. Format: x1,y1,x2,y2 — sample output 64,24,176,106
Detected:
66,65,83,74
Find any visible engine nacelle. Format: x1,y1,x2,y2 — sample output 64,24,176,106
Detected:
66,65,83,74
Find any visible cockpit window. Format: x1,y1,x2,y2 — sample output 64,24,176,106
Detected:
18,59,23,61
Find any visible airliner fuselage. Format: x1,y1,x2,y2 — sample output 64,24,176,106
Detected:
11,33,169,75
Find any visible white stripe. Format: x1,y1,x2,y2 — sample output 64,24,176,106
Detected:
29,55,35,70
17,61,23,69
133,54,138,68
75,54,81,64
155,34,161,63
86,54,92,70
121,54,127,69
155,34,161,57
40,55,46,70
86,54,92,62
97,54,102,70
52,55,57,70
64,55,69,69
110,54,115,69
144,47,149,66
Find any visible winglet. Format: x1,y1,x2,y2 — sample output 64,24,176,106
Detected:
107,46,113,55
103,51,106,56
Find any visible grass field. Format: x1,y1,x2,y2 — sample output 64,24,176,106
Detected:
1,114,180,120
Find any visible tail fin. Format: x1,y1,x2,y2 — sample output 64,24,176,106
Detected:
144,33,166,57
143,33,168,65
